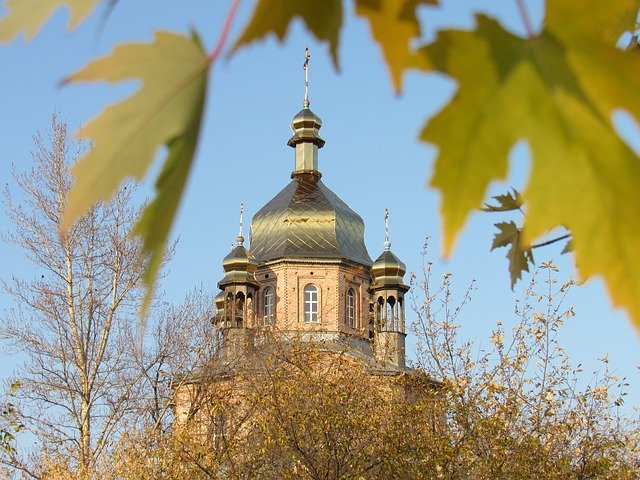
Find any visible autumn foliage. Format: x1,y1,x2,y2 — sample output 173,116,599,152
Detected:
38,259,640,480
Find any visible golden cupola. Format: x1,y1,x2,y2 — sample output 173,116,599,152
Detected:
371,241,407,288
249,60,372,267
218,234,259,289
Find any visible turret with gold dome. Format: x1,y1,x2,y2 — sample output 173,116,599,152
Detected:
369,209,409,367
213,204,260,361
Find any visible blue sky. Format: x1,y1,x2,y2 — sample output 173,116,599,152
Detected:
1,0,638,410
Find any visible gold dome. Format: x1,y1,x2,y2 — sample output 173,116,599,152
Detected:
249,173,372,266
250,101,371,266
218,240,259,288
371,244,407,287
287,107,325,148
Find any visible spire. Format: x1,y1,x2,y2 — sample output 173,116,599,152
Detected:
383,208,391,251
303,46,310,108
288,47,325,176
237,202,245,246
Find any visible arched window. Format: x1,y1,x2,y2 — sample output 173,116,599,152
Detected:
385,296,396,324
376,296,384,323
246,294,254,323
346,288,356,327
225,293,234,324
263,287,275,325
304,284,318,323
235,292,245,328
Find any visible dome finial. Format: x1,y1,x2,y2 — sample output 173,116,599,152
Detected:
237,202,245,246
383,208,391,251
303,46,310,108
288,47,324,174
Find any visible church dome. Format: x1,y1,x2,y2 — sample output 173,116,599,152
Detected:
249,96,372,267
250,173,372,266
287,108,325,148
371,248,407,287
218,240,260,288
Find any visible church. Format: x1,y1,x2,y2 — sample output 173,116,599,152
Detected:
173,53,440,436
211,77,409,373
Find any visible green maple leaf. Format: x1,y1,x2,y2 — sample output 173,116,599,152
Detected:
0,0,102,43
482,189,523,212
491,221,533,289
355,0,437,92
62,31,209,315
232,0,343,67
415,1,640,327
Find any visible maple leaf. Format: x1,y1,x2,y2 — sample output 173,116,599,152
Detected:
232,0,343,67
62,31,209,315
0,0,102,43
355,0,437,92
482,189,523,212
490,221,534,289
415,1,640,328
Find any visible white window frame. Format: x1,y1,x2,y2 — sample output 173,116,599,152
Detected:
346,288,356,327
263,287,275,325
304,284,319,323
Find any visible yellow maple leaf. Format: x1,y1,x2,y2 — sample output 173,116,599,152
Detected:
0,0,102,43
62,31,209,315
232,0,343,67
490,221,534,289
415,0,640,328
355,0,437,92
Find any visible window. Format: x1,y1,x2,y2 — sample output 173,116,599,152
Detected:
376,297,384,322
225,293,233,321
304,284,318,323
211,412,226,450
346,288,356,327
235,292,245,328
263,287,275,325
386,296,396,323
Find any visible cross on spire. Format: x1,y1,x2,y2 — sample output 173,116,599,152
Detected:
237,202,245,246
384,208,391,251
303,46,310,108
385,208,389,243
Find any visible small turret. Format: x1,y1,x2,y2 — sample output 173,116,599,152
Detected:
214,204,258,362
370,209,409,368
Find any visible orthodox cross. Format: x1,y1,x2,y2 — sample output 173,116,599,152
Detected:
303,46,310,108
237,202,245,246
385,208,390,244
